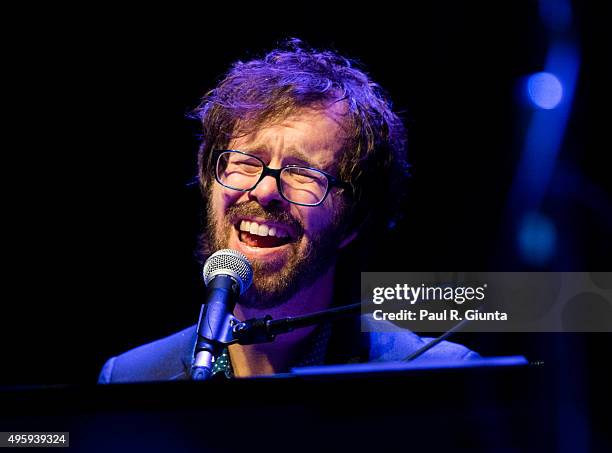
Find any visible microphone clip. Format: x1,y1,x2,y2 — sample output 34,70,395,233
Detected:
231,315,277,345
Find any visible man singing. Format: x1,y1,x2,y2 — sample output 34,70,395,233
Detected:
99,40,479,383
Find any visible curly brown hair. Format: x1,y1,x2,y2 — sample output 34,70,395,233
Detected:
193,39,409,238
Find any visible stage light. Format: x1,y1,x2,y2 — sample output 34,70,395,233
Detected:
527,72,563,110
538,0,573,32
518,212,557,266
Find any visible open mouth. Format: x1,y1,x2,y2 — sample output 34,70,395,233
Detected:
235,219,296,248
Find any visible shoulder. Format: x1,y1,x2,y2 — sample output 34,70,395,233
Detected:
361,315,481,362
98,325,196,383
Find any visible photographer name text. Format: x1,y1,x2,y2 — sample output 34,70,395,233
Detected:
372,309,508,321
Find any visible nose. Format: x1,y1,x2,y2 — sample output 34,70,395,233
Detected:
248,174,289,208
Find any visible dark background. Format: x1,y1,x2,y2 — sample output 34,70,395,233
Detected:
2,1,610,427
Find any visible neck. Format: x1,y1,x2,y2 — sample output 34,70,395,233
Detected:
229,265,335,377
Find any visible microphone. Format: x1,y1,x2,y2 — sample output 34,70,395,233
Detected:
191,249,253,381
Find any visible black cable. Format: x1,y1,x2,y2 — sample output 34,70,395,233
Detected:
402,317,472,362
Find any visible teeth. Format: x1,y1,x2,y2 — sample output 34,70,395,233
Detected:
238,221,290,239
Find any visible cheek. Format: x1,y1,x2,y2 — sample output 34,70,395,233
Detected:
298,199,338,237
211,186,245,217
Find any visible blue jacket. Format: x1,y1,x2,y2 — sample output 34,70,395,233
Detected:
98,316,480,383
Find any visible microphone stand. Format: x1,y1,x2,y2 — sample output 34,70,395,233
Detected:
231,303,363,345
401,317,472,361
192,301,474,378
233,302,473,361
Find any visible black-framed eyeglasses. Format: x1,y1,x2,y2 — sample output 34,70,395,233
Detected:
212,150,351,207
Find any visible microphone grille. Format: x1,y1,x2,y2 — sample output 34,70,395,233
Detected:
202,249,253,295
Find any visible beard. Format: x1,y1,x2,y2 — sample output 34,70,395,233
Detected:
200,196,346,309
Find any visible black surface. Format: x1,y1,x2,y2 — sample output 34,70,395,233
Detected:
0,365,565,452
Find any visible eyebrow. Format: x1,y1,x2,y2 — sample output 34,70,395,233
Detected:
240,145,319,168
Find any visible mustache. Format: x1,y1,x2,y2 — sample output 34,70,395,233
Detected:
224,201,304,236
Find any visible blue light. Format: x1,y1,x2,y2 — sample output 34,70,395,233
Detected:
518,212,557,266
527,72,563,109
538,0,573,32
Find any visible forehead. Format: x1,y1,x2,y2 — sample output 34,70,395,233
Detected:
229,104,349,169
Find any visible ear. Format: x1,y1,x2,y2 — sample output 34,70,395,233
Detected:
338,230,359,249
